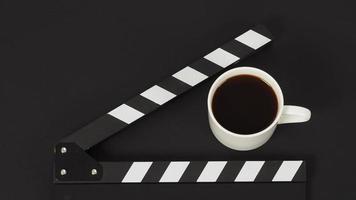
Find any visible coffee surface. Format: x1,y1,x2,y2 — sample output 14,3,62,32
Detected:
212,75,278,134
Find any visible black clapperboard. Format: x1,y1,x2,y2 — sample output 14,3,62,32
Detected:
54,25,306,200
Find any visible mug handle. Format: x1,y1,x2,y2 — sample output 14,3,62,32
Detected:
278,105,311,124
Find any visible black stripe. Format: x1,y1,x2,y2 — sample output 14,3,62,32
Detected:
157,76,191,96
61,114,127,150
189,58,222,76
126,95,160,114
217,161,245,182
251,25,273,39
179,161,207,183
100,162,133,183
292,161,306,182
142,161,170,183
221,40,254,59
254,161,283,182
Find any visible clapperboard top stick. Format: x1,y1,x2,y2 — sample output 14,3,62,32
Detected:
54,25,306,184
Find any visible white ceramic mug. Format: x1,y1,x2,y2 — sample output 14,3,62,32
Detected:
207,67,311,151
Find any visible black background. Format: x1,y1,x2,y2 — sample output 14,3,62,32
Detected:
1,0,356,199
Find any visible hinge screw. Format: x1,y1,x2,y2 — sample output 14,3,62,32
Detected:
60,169,67,176
91,169,97,175
60,147,67,154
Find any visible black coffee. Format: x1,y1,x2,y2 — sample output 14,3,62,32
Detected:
212,75,278,134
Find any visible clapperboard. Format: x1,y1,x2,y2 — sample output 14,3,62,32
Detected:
54,25,306,200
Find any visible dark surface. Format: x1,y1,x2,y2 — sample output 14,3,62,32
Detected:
1,0,356,199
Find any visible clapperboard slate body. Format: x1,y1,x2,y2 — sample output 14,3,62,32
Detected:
54,25,307,200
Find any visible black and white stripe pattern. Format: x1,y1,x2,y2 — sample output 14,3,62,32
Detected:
61,25,273,150
99,160,305,183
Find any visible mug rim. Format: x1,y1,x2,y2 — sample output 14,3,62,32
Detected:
207,66,284,138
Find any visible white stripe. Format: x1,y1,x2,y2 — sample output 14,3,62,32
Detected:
204,48,239,68
159,161,190,183
122,162,152,183
272,161,303,182
235,161,265,182
172,66,208,86
197,161,227,182
140,85,176,105
235,30,271,50
108,104,144,124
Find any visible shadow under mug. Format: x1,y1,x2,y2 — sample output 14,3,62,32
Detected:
207,67,311,151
